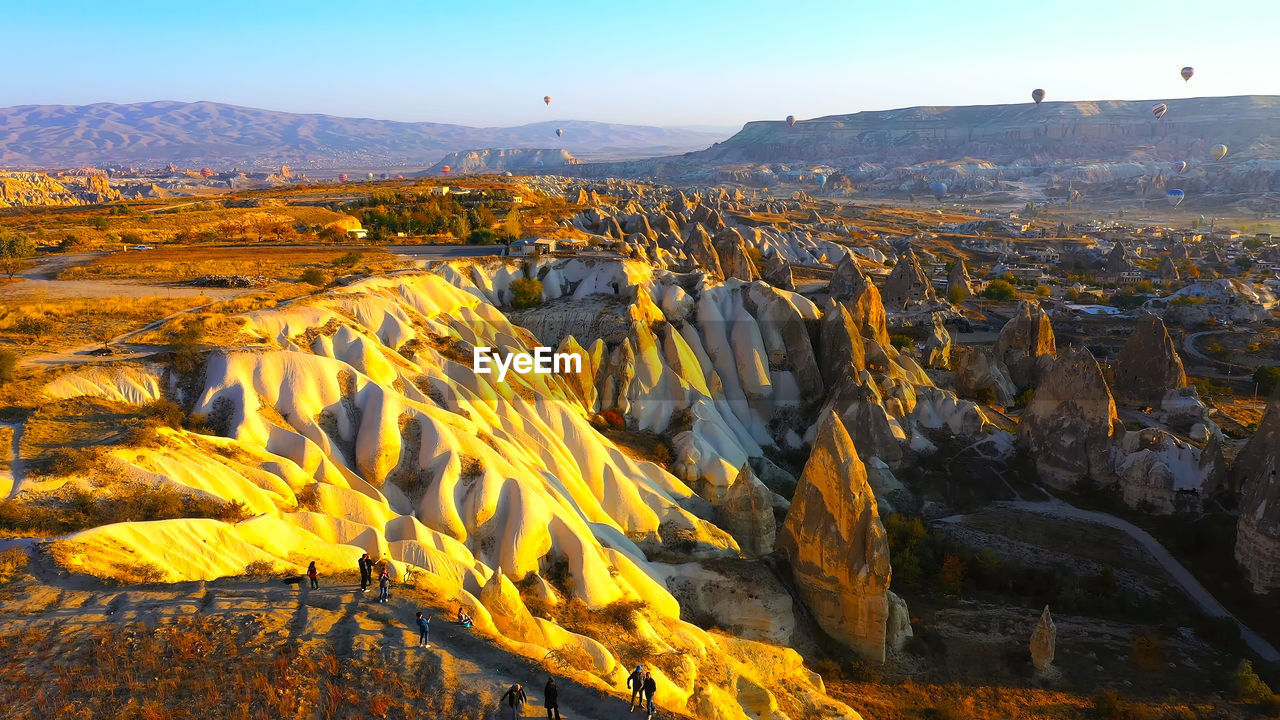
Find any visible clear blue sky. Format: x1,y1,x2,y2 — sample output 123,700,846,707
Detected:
6,0,1277,128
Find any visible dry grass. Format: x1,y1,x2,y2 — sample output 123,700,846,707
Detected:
828,680,1187,720
57,245,402,282
0,615,490,720
0,295,201,352
0,423,11,471
0,483,248,537
0,548,27,583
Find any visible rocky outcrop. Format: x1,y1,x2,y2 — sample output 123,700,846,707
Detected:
1116,429,1204,514
829,255,891,348
1030,606,1056,674
825,377,905,470
1157,255,1180,283
1235,388,1280,593
922,315,952,370
818,301,866,388
1016,348,1121,490
1111,314,1186,407
886,590,913,653
881,248,936,310
712,228,758,282
761,252,794,291
683,224,723,278
954,346,1017,406
0,170,121,208
429,148,578,175
946,259,974,302
660,561,795,645
996,301,1057,391
778,412,893,662
714,465,776,556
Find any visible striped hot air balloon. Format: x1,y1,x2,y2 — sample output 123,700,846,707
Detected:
1166,189,1185,207
1152,103,1168,119
1180,66,1194,82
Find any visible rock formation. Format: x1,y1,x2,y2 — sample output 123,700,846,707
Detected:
1030,605,1056,673
778,412,894,662
712,227,759,282
761,252,794,290
1017,347,1122,490
1157,255,1180,283
954,346,1017,406
1111,314,1186,407
714,465,776,556
818,301,866,388
996,301,1057,391
881,248,936,310
829,255,891,348
683,224,723,278
1235,388,1280,593
946,259,974,301
922,315,952,370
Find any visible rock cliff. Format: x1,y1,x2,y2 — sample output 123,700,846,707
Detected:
1235,388,1280,593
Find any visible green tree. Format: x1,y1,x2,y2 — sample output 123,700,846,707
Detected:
510,277,543,309
0,232,36,278
1234,660,1274,701
1254,365,1280,396
982,279,1016,301
503,208,522,239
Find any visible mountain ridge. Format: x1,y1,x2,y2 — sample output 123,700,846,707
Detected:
0,100,726,170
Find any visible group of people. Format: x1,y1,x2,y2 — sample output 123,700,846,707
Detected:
340,552,658,718
357,552,392,603
627,665,659,717
499,677,561,720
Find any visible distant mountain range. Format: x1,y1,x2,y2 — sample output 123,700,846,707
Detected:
0,101,728,170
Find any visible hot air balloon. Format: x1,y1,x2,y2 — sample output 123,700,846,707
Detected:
1166,189,1185,207
1211,144,1228,161
1181,66,1194,82
930,181,947,201
543,96,552,105
556,128,564,137
786,115,796,127
1173,161,1188,174
1152,103,1168,119
339,173,349,182
1069,189,1083,204
200,167,213,178
441,165,451,175
1032,88,1046,105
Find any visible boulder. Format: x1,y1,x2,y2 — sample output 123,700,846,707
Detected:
886,590,913,653
1016,347,1122,490
1234,387,1280,593
714,465,776,556
954,346,1017,406
777,412,893,662
1111,314,1186,407
1030,605,1056,673
660,561,795,645
996,301,1057,391
881,248,936,310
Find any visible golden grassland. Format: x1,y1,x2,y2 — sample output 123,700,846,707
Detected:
0,294,202,353
57,245,403,282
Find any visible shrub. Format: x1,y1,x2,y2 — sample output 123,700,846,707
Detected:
299,268,327,286
510,277,544,309
1260,695,1280,716
1014,387,1035,407
946,286,968,304
1035,284,1052,297
983,279,1016,300
0,548,27,583
938,554,966,596
974,386,998,405
889,334,914,351
1254,365,1280,396
1235,659,1274,701
467,228,502,245
0,349,15,385
1130,631,1165,671
332,251,363,268
600,409,625,429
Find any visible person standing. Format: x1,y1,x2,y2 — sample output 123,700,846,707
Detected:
499,683,527,720
378,565,390,603
543,676,560,720
358,553,371,592
416,611,430,648
307,561,318,589
642,671,657,719
626,665,645,712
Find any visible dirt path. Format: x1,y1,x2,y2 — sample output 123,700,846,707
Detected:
0,551,681,720
993,495,1280,663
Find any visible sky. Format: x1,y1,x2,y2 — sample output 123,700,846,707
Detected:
5,0,1279,129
